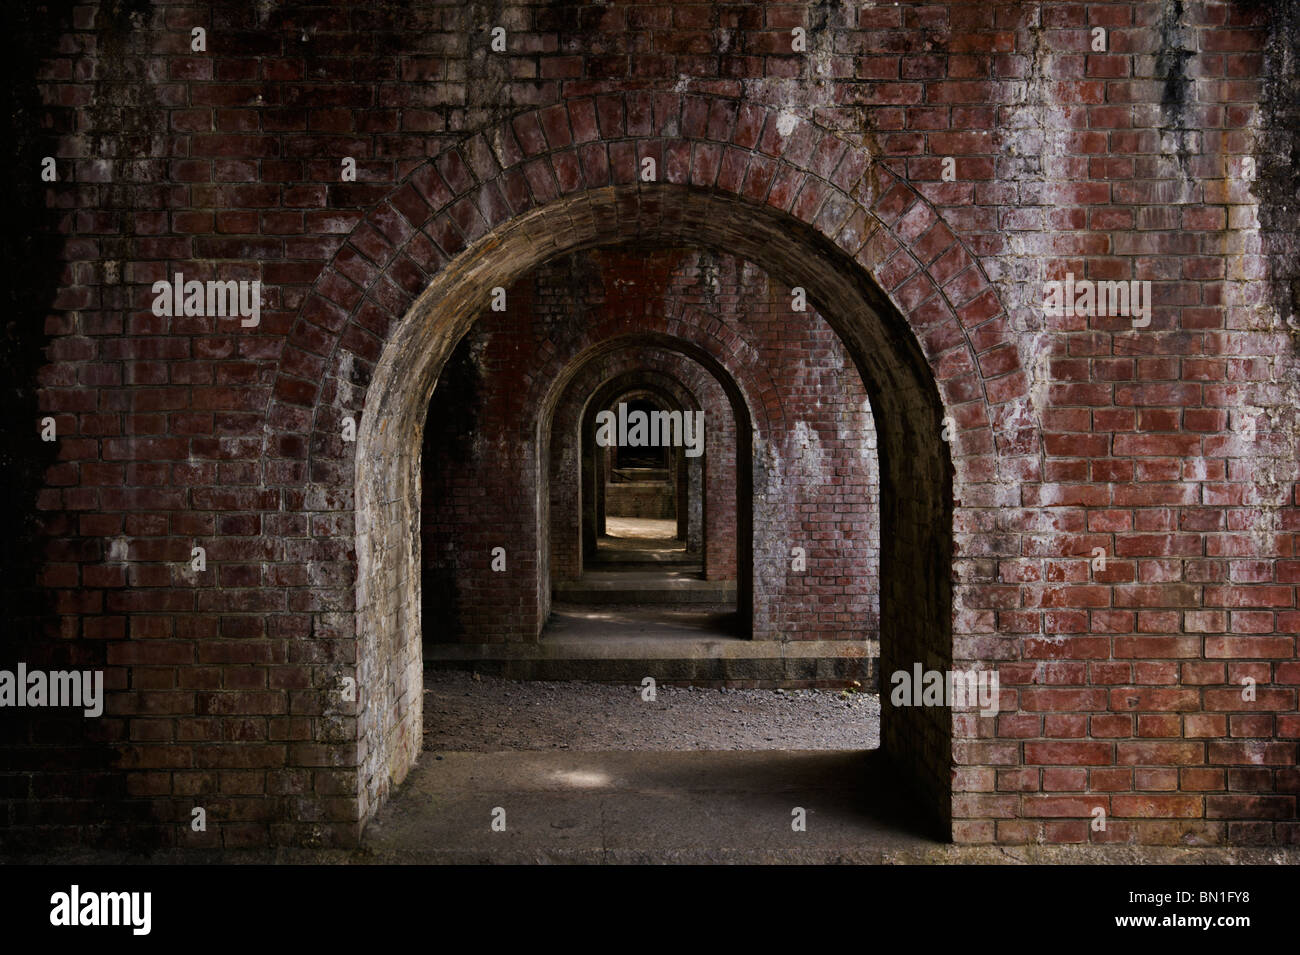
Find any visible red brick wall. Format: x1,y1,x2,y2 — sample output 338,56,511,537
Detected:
6,0,1298,849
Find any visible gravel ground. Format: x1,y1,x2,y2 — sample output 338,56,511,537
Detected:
423,670,881,751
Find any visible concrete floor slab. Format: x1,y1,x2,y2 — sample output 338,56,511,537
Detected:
602,518,679,539
593,525,694,564
360,749,933,863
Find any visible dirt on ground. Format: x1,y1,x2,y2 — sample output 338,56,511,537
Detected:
422,670,881,752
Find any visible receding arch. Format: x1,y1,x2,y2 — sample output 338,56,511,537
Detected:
266,93,1044,845
548,348,754,628
350,183,958,835
570,374,704,570
537,332,761,636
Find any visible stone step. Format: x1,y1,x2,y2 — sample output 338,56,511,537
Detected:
553,573,736,604
552,588,737,604
589,550,697,564
425,617,877,686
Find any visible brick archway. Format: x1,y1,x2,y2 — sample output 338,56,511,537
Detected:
544,341,751,630
572,374,709,580
268,94,1037,840
548,354,718,570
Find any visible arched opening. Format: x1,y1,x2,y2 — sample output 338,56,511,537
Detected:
585,386,700,569
544,346,749,646
600,392,682,554
356,185,953,837
554,367,709,580
590,388,691,562
609,397,671,471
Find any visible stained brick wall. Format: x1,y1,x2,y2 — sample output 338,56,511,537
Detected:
5,0,1299,850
